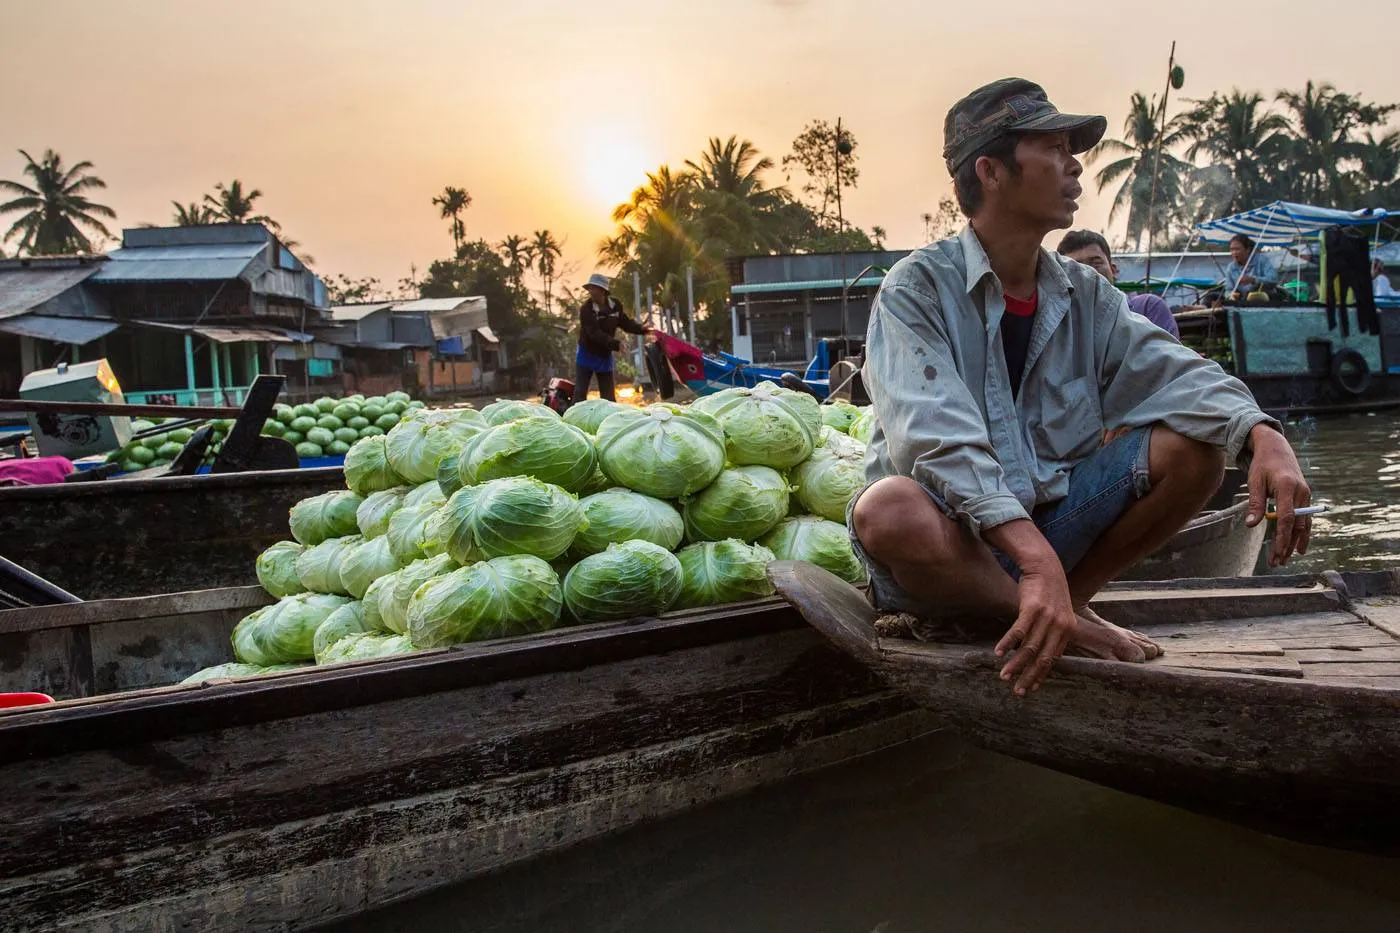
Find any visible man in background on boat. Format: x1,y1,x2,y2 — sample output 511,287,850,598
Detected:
849,77,1312,697
574,273,654,404
1056,229,1179,339
1218,233,1277,300
1373,258,1396,298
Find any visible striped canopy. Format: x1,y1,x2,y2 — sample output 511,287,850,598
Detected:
1194,200,1395,245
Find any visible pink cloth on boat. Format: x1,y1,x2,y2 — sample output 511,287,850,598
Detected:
0,457,75,487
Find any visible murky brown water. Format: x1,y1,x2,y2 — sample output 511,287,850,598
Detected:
332,415,1400,933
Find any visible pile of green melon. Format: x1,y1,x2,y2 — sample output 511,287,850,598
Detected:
264,392,425,460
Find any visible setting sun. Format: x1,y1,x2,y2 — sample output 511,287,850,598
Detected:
581,135,654,210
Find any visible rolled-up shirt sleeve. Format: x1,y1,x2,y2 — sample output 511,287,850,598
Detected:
1094,283,1278,463
865,283,1029,537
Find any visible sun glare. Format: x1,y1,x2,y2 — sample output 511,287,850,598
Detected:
582,136,653,210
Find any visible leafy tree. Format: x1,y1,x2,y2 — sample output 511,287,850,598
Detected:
326,273,388,304
921,195,962,242
531,229,563,313
0,148,116,255
433,186,471,254
204,180,278,228
171,201,216,226
1354,131,1400,204
1088,92,1193,251
1275,81,1395,206
1181,91,1291,213
498,234,534,288
417,239,527,339
782,119,859,224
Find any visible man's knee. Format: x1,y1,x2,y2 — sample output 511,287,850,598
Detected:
1148,426,1226,489
852,477,953,561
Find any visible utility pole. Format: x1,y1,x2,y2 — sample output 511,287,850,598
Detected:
685,266,696,345
1144,42,1183,287
835,118,854,340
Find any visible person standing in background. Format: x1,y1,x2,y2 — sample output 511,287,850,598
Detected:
574,273,653,404
1373,259,1396,297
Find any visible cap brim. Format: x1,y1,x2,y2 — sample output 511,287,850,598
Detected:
1011,112,1107,154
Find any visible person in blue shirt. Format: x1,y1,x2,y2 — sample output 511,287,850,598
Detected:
573,273,653,404
1221,234,1276,295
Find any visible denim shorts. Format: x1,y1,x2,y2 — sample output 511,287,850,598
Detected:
847,427,1154,615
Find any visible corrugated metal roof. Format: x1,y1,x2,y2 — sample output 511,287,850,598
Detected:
731,275,885,295
131,319,310,344
0,264,104,320
476,325,499,344
355,341,416,350
0,314,119,344
330,302,394,322
93,242,264,283
391,297,485,313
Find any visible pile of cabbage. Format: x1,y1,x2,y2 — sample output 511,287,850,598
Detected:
185,386,878,684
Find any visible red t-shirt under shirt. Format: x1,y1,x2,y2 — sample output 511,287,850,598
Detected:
1001,288,1038,399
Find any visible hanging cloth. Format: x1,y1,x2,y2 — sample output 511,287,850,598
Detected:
1324,226,1378,335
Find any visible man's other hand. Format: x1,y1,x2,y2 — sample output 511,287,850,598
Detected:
1245,424,1312,567
995,563,1076,696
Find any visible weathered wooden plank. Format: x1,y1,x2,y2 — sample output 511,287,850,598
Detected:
1354,601,1400,641
1140,612,1365,640
1299,661,1400,677
1288,646,1400,663
1091,586,1339,628
1303,675,1400,690
1153,653,1303,677
1155,641,1284,656
0,585,272,636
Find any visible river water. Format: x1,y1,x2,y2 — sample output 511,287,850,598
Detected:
333,414,1400,933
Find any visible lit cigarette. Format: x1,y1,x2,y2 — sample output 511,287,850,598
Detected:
1262,505,1329,520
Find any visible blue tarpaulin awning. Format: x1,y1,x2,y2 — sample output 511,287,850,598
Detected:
1195,201,1396,246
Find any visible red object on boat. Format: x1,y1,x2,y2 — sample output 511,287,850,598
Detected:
0,692,54,709
541,377,574,415
652,332,706,384
0,457,74,487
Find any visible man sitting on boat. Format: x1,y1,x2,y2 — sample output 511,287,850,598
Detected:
1219,233,1277,299
1055,229,1179,339
849,77,1312,697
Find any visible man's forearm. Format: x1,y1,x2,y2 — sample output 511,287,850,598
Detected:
983,518,1060,575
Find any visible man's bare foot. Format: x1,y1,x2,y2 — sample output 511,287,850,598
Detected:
1072,605,1164,659
1061,612,1150,663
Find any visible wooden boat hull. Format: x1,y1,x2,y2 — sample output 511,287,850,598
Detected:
770,561,1400,852
0,588,934,933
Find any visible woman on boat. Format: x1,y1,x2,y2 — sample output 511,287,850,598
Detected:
574,273,654,404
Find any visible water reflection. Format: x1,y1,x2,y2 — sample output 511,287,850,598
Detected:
336,735,1400,933
1281,414,1400,572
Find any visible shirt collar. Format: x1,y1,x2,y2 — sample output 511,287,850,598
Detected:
957,223,1074,298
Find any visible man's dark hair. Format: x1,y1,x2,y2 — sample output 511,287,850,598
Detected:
952,134,1022,217
1229,233,1256,251
1056,229,1112,261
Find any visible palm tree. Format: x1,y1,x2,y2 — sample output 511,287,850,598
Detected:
1275,81,1395,206
203,180,279,228
1088,92,1193,251
171,201,215,226
531,229,563,313
0,149,117,255
498,234,534,289
433,186,471,254
1182,91,1291,213
1355,131,1400,204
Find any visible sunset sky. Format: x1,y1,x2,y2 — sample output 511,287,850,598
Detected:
4,0,1397,292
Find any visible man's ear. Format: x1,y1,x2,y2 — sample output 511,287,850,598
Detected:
974,156,1000,194
1110,262,1119,279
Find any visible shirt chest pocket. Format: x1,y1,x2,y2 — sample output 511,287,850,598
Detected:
1026,376,1101,461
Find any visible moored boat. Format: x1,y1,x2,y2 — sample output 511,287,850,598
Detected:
770,560,1400,852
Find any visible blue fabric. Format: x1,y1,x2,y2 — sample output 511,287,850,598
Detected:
575,344,613,373
849,426,1153,615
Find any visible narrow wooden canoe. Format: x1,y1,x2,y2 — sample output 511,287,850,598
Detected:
0,587,934,933
0,467,1262,601
769,560,1400,853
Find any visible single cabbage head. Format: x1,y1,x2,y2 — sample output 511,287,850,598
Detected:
289,490,363,545
595,404,725,498
232,592,352,664
355,487,410,539
312,600,375,663
385,410,482,484
572,488,684,556
433,476,584,562
818,424,867,460
377,553,458,635
820,400,862,434
338,534,403,599
344,435,406,495
407,555,563,647
403,479,447,510
318,632,416,665
294,535,363,594
696,381,821,469
848,407,879,445
563,540,683,623
674,539,776,609
256,540,306,597
386,502,442,564
791,444,865,522
480,399,561,425
562,398,626,434
759,516,866,584
682,465,789,543
361,573,392,631
458,416,597,492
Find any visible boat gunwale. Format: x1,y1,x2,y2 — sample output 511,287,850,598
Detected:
0,465,344,502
